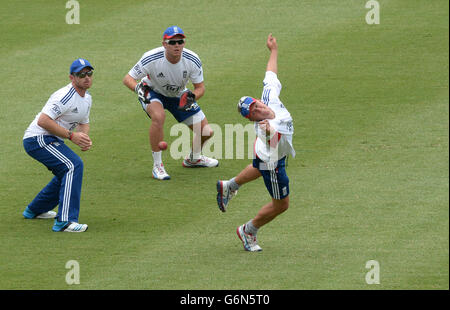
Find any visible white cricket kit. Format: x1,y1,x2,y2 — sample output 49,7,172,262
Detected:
254,71,296,163
23,83,91,140
128,47,204,98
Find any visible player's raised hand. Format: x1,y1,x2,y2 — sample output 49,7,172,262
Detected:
266,33,278,51
258,119,273,135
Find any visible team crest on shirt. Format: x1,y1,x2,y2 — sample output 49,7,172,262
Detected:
183,71,187,78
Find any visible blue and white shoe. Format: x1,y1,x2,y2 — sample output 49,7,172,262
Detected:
237,224,262,252
52,220,88,232
216,180,238,212
152,163,171,180
23,207,56,219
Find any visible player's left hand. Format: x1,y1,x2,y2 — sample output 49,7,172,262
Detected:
178,90,196,111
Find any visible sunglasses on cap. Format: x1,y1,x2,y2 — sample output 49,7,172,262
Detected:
164,39,185,45
74,70,94,78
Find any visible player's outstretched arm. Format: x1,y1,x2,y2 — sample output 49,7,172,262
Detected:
266,33,278,74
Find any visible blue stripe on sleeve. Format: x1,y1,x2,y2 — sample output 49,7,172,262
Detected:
60,87,75,105
182,51,202,68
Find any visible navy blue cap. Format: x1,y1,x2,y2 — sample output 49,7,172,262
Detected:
237,96,256,118
70,58,93,74
163,26,185,39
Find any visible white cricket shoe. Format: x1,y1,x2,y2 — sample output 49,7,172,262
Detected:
152,163,171,180
64,222,88,232
182,155,219,168
23,207,56,219
36,211,57,219
216,180,238,212
52,220,88,232
237,224,262,252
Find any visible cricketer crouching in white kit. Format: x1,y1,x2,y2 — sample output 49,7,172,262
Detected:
22,58,94,232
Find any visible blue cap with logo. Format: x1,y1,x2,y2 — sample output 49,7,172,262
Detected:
163,26,185,39
237,96,256,118
70,58,94,74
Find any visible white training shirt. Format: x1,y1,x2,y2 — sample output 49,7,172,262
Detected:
253,71,296,163
23,83,91,140
128,47,203,98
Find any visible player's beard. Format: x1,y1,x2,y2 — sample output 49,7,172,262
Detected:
74,77,92,91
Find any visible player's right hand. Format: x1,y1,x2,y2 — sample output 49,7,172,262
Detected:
135,81,151,104
267,33,277,51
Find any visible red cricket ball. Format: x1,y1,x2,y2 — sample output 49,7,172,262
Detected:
158,141,168,151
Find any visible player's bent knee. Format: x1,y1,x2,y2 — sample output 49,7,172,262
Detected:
279,203,289,213
202,124,214,138
147,103,165,122
273,198,289,214
72,157,84,171
149,112,165,126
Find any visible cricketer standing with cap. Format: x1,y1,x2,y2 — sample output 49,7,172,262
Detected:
216,34,295,252
22,58,94,232
123,25,218,180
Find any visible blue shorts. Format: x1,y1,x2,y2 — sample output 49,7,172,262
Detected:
253,156,289,200
139,90,203,124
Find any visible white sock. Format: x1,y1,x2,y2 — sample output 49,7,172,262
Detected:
229,177,240,191
152,151,162,166
245,220,259,235
190,149,201,161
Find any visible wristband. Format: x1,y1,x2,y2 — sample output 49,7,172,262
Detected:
68,131,73,140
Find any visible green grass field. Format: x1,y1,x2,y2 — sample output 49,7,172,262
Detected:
0,0,448,290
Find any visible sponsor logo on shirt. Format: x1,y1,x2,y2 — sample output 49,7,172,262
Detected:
69,123,78,131
52,104,62,115
285,120,293,132
162,83,182,92
133,64,142,75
